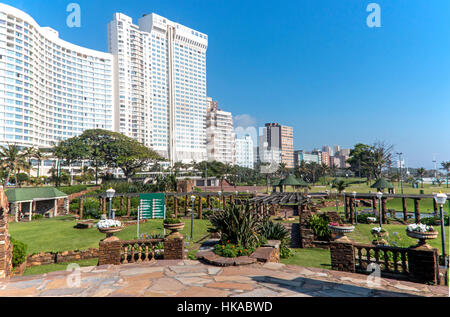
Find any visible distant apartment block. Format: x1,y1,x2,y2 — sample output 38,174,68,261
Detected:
206,97,236,164
108,12,208,164
259,123,294,168
235,135,254,169
294,150,320,166
0,4,115,149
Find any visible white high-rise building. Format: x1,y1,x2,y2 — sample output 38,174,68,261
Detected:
108,13,208,165
236,135,254,169
0,4,114,148
206,97,235,165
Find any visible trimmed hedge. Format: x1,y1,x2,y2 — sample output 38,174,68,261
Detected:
58,185,88,195
11,237,28,267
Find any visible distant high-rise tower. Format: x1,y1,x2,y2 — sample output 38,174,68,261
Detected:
108,12,208,165
206,97,236,164
260,123,294,168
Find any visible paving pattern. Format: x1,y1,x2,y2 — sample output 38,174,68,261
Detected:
0,260,447,297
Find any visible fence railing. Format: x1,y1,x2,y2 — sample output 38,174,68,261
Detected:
121,239,164,264
354,244,409,279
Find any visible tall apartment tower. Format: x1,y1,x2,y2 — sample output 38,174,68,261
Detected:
236,135,254,169
0,4,114,149
261,123,294,168
108,13,208,164
206,97,236,164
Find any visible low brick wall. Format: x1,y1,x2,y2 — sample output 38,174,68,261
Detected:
330,241,441,285
27,248,99,267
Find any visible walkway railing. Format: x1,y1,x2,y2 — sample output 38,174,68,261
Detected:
120,239,164,264
354,244,409,279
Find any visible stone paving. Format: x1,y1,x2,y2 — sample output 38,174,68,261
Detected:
0,260,448,297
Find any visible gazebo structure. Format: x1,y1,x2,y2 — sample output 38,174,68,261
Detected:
371,178,394,193
5,187,69,222
278,175,309,193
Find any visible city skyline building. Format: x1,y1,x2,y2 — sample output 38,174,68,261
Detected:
206,97,236,165
260,123,294,168
108,12,208,165
235,134,254,169
0,4,115,149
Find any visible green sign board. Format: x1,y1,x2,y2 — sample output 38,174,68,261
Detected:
139,193,165,219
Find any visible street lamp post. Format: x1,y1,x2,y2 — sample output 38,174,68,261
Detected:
434,192,448,269
218,191,222,210
106,188,116,219
190,195,196,240
352,191,357,225
376,192,383,228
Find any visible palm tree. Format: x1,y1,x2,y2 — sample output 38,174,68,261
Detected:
416,167,426,188
0,144,31,187
29,147,45,179
441,161,450,188
332,179,348,193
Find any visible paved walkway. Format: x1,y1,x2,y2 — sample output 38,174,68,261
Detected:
0,260,447,297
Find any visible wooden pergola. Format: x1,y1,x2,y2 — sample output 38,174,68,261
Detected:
80,191,256,220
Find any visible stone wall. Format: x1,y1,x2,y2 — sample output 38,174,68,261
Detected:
163,233,185,260
26,248,99,267
98,236,122,266
408,248,440,285
330,241,355,272
0,187,12,279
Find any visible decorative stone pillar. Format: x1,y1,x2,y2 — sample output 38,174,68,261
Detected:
164,233,185,260
98,236,122,266
372,197,377,213
64,198,69,214
330,241,355,272
0,187,13,279
408,248,439,285
12,203,18,222
54,199,58,218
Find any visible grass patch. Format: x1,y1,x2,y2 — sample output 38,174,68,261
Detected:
9,216,212,255
281,248,331,269
23,258,98,276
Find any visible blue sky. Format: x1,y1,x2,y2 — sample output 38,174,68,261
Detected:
6,0,450,168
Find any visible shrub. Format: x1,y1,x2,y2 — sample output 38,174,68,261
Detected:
209,204,262,249
10,238,27,267
214,243,254,258
280,246,293,258
32,214,44,220
58,185,88,195
306,214,331,241
421,215,449,226
260,219,290,246
164,217,182,224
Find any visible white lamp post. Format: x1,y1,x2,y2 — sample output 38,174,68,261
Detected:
190,195,196,240
352,191,357,225
376,191,383,228
434,192,448,268
106,188,116,219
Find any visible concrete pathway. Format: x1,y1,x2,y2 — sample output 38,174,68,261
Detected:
0,260,447,297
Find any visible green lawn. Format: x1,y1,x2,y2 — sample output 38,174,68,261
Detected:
9,216,213,255
281,248,331,269
23,258,98,276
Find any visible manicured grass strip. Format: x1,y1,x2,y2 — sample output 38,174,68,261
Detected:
9,216,212,255
23,258,98,276
281,248,331,269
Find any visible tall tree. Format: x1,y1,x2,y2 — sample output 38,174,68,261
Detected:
416,167,426,188
0,144,31,187
441,161,450,188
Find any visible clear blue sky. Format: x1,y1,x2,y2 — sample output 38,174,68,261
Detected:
6,0,450,168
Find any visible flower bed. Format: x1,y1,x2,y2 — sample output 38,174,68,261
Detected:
214,242,254,258
96,219,122,229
